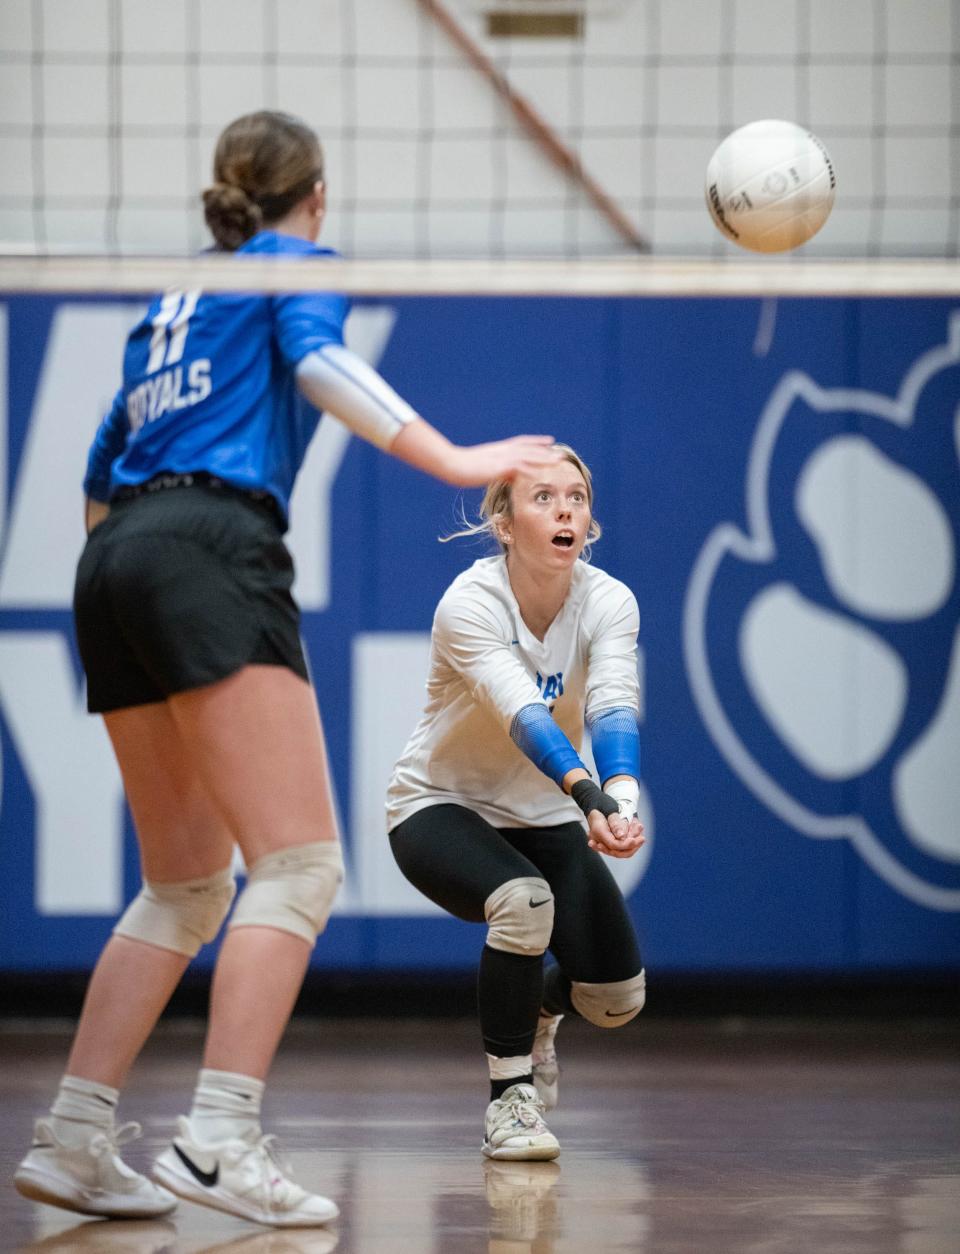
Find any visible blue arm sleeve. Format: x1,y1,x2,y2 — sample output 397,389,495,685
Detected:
510,702,586,787
83,389,130,501
588,706,640,785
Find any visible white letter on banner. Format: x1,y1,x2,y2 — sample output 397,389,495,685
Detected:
0,304,141,607
0,304,7,538
0,634,123,914
287,306,397,611
351,632,443,914
0,303,137,915
0,304,6,823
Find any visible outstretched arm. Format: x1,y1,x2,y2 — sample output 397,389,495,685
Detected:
295,344,556,487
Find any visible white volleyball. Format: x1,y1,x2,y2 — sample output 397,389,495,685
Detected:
705,119,836,253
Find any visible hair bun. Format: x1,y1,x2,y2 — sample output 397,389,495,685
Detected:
202,181,263,251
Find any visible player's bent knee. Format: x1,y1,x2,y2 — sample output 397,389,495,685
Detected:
484,877,554,955
571,969,646,1028
113,866,236,958
229,840,344,946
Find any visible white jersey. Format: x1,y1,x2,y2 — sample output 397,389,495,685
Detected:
387,555,640,830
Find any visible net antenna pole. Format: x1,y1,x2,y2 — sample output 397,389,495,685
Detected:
417,0,650,253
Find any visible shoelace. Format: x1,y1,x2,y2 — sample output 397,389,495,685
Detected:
112,1122,144,1149
502,1097,546,1132
87,1122,143,1161
41,1120,142,1156
236,1134,303,1211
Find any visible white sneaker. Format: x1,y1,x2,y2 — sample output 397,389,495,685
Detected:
482,1083,560,1161
14,1118,177,1219
532,1013,563,1110
152,1117,339,1227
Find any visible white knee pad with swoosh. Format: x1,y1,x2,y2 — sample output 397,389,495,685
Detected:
229,841,344,946
571,969,646,1027
484,877,554,955
113,866,236,957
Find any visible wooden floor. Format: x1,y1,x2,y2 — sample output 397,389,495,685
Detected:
2,1016,958,1253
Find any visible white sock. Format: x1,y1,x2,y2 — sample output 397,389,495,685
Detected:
49,1074,119,1147
188,1068,264,1143
486,1053,533,1082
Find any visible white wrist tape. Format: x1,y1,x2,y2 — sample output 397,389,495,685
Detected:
604,777,640,821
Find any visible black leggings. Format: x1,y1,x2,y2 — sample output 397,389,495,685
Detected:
390,804,643,1058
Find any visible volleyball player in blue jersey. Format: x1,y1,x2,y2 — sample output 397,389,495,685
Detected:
15,111,557,1228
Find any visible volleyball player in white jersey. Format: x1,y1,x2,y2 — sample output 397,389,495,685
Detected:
388,446,645,1160
14,110,558,1227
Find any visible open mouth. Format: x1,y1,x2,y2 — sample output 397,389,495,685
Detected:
552,533,575,548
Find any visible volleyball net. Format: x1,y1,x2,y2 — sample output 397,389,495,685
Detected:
1,0,957,261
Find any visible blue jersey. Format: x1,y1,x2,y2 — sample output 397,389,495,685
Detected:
83,231,350,524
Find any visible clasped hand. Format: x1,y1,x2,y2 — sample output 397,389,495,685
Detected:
586,810,645,859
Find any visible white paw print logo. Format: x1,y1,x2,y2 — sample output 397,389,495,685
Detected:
685,314,960,910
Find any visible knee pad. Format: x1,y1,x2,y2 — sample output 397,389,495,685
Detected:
114,866,236,957
229,841,344,946
571,969,646,1028
484,877,554,955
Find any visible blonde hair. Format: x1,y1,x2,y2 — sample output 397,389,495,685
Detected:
202,111,324,250
443,443,602,562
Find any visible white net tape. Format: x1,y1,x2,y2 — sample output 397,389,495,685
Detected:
1,255,958,298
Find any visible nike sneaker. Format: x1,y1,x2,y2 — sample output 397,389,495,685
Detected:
482,1083,560,1161
152,1117,339,1227
14,1118,177,1218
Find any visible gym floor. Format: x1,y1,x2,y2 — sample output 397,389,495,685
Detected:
2,1016,958,1253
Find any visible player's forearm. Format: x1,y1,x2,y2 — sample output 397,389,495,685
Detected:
84,497,110,534
389,419,484,485
561,766,591,793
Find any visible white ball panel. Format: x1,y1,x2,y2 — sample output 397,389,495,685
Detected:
705,119,836,252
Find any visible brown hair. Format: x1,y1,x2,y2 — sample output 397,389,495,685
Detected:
443,443,602,561
202,111,324,250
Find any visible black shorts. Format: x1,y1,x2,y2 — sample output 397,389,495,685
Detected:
74,481,308,713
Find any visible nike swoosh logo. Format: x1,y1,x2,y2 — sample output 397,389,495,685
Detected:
604,1007,638,1018
529,897,552,908
174,1143,219,1188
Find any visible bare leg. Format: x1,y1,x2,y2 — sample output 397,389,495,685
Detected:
64,665,339,1088
166,666,340,1079
65,939,191,1089
202,930,313,1077
64,702,235,1088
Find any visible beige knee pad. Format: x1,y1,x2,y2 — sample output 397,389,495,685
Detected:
229,841,344,946
484,877,554,955
571,969,646,1028
113,866,236,957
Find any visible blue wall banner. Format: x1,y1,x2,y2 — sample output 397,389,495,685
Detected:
1,294,958,973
